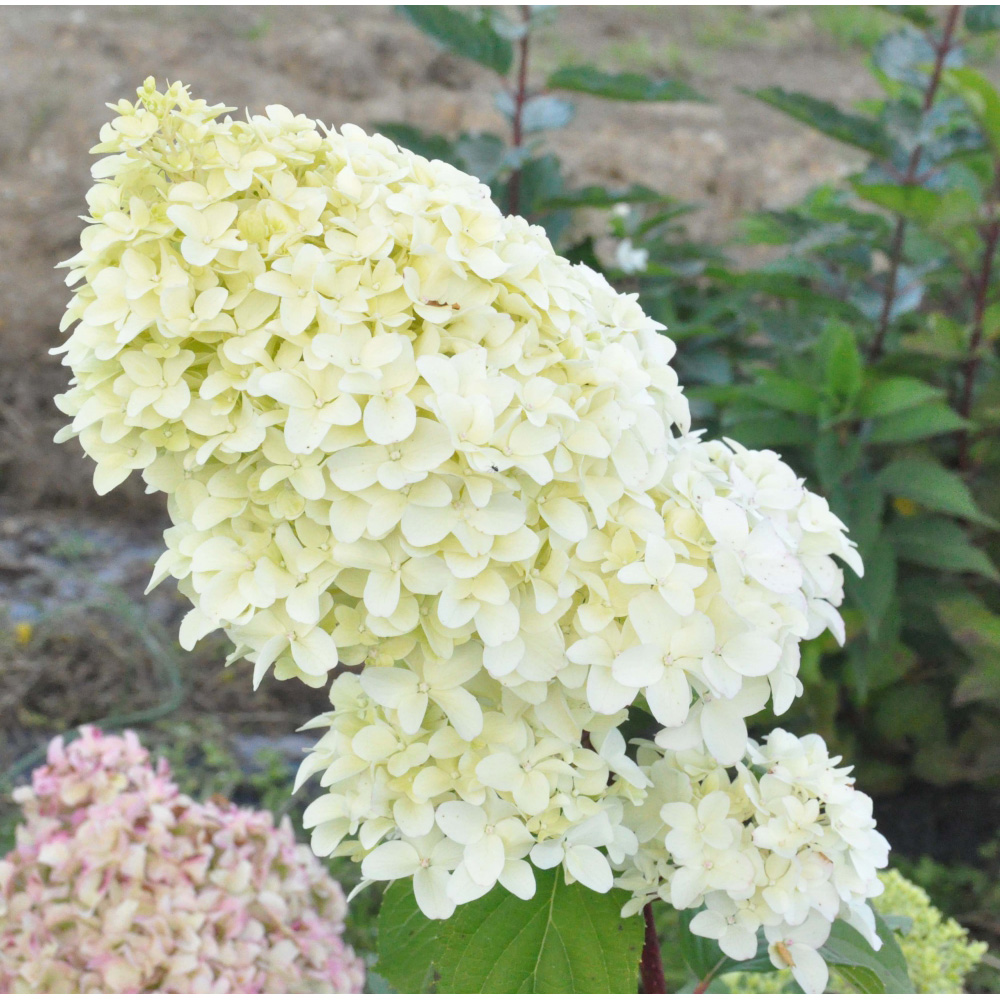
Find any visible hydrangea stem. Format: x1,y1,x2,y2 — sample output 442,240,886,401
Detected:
640,903,667,994
869,4,962,361
506,5,533,218
956,196,1000,468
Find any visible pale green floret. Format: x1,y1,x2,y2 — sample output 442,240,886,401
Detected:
725,868,988,994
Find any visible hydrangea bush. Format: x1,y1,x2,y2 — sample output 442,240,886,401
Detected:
0,726,365,993
53,79,893,993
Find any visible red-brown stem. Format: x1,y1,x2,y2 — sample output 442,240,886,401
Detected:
956,216,1000,467
505,5,532,218
640,903,667,994
869,4,962,361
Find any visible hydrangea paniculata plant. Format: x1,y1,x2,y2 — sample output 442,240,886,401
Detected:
0,727,365,993
54,79,888,993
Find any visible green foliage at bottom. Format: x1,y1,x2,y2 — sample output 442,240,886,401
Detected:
376,870,644,993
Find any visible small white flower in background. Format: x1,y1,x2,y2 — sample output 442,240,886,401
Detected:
616,238,649,274
53,78,885,992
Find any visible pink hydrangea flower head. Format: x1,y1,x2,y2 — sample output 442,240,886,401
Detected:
0,727,366,993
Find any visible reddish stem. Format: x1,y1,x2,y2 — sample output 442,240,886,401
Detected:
957,216,1000,467
640,903,667,994
869,5,962,361
506,5,532,218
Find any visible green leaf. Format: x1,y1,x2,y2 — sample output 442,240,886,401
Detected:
436,868,643,992
822,321,863,403
936,592,1000,651
887,517,999,580
867,402,968,443
399,6,513,74
738,373,822,416
373,122,456,164
876,457,997,525
820,915,913,994
547,65,706,102
375,880,445,992
852,182,940,224
540,183,669,209
748,87,893,157
943,67,1000,153
855,376,944,418
965,6,1000,32
847,535,897,640
453,132,507,183
520,94,575,133
723,415,816,448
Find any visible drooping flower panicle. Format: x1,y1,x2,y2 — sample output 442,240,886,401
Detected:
53,78,881,991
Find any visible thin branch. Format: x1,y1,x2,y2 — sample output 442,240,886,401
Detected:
956,213,1000,468
639,903,667,994
869,4,962,361
505,5,533,218
693,958,726,995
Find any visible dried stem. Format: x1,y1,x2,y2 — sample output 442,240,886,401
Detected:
639,903,667,994
869,4,962,361
505,5,533,218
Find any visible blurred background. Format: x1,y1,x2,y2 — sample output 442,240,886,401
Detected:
2,6,1000,989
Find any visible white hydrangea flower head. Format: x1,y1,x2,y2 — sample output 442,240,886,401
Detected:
54,79,884,991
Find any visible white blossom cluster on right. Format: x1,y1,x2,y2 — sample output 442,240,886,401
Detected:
618,730,889,994
52,78,883,993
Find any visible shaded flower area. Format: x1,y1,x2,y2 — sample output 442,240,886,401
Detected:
53,79,889,992
0,727,365,993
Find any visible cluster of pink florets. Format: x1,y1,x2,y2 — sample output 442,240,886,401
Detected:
0,727,366,994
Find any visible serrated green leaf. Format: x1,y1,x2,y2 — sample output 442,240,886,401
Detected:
887,517,999,579
820,915,913,994
437,868,643,992
749,87,893,157
547,65,706,102
399,6,513,74
965,6,1000,32
868,402,968,443
876,457,997,525
855,376,944,417
375,880,444,993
